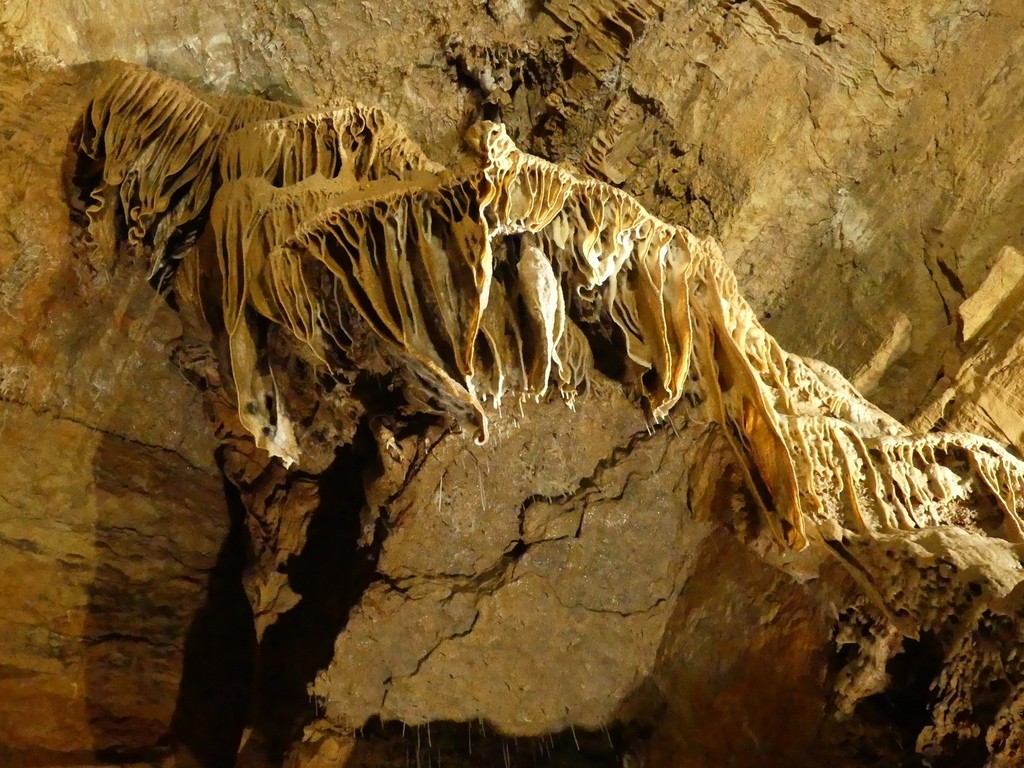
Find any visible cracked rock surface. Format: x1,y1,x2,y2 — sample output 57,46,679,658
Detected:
317,392,696,734
6,2,1024,767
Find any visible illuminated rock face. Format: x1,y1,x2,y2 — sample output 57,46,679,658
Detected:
53,62,1024,766
71,64,1024,553
6,4,1024,762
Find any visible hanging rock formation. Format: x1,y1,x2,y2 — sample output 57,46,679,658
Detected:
6,2,1024,765
70,64,1024,553
52,62,1024,765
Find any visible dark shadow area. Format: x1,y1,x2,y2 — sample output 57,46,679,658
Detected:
253,420,383,760
84,433,231,764
348,718,626,767
855,631,942,737
171,453,257,768
846,631,945,768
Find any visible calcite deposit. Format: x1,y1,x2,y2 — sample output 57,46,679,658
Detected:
5,2,1024,767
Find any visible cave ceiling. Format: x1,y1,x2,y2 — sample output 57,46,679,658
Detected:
4,2,1024,767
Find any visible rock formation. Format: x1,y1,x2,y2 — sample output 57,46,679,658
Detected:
6,2,1024,766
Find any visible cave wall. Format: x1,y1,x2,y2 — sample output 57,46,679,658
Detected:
8,0,1024,421
4,1,1024,766
0,65,237,764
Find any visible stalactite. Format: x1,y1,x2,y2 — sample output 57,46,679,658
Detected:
67,64,1024,552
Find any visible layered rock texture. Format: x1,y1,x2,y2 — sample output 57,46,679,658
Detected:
4,2,1024,767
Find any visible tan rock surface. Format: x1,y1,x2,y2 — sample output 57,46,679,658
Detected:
0,64,232,764
6,2,1024,767
316,396,698,734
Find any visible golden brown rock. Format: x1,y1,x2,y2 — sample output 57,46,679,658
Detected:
0,63,231,766
7,3,1024,766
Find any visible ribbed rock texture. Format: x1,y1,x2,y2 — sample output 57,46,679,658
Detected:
4,2,1024,767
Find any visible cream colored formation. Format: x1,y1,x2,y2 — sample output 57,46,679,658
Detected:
70,63,1024,550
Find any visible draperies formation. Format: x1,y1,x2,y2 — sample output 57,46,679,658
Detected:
68,64,1024,551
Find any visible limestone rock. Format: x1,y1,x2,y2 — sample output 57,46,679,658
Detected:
0,64,233,765
7,2,1024,767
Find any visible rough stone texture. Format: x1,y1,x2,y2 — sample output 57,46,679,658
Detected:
0,406,226,757
3,1,1023,415
6,2,1024,767
316,391,695,734
0,63,232,765
617,0,1024,424
915,244,1024,447
643,530,836,767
